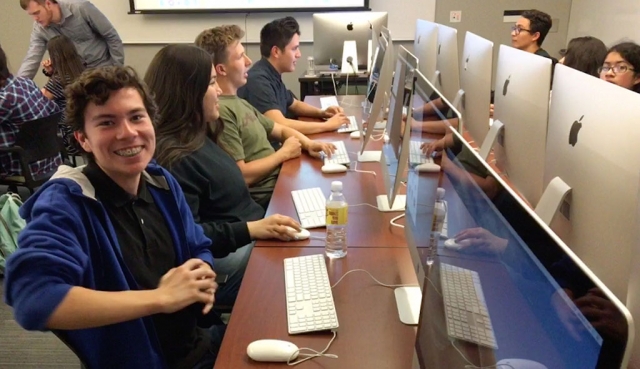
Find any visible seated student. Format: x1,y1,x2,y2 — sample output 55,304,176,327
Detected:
4,65,223,369
558,36,607,77
511,9,557,63
41,34,85,155
146,44,303,307
237,16,350,135
599,42,640,93
0,43,62,179
195,25,336,209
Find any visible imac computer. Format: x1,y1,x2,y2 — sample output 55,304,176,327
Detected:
458,31,493,147
404,70,633,368
312,12,388,73
434,24,462,108
376,45,419,212
414,19,438,83
543,63,640,303
492,45,552,207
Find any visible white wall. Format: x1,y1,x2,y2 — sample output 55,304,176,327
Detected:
567,0,640,44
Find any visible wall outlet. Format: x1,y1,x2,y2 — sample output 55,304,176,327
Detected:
450,10,462,23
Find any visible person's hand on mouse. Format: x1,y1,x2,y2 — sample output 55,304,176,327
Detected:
247,214,301,241
278,137,302,161
322,105,344,118
575,288,628,343
453,227,508,254
305,140,336,159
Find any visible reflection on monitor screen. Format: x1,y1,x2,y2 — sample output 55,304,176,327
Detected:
434,24,461,105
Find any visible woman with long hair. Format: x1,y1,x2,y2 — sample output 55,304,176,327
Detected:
145,44,300,311
560,36,607,78
41,35,85,155
599,42,640,93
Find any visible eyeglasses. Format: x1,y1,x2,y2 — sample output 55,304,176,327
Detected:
598,64,636,74
511,25,532,35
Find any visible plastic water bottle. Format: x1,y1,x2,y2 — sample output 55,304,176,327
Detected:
325,181,348,258
427,187,446,265
306,56,316,76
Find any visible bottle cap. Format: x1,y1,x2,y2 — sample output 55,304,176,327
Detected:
436,187,445,199
331,181,343,192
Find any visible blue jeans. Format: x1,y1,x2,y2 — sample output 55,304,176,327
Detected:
213,241,255,307
191,324,226,369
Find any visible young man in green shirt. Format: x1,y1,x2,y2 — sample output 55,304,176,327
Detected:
195,25,335,208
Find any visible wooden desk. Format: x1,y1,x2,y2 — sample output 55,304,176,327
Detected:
214,247,417,369
257,95,407,248
299,72,369,101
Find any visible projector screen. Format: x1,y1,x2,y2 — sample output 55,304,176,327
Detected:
130,0,370,13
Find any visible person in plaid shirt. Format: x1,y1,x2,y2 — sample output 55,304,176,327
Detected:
0,44,62,178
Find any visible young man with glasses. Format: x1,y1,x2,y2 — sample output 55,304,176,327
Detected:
511,9,556,64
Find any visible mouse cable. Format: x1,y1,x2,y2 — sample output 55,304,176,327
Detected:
348,161,376,177
349,203,378,210
287,330,338,366
451,338,514,369
390,213,405,229
331,269,418,289
330,72,339,98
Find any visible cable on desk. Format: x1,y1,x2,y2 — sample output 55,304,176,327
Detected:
390,213,405,229
287,330,339,366
310,235,326,241
350,203,379,210
451,340,514,369
331,269,418,289
348,161,376,177
330,73,339,97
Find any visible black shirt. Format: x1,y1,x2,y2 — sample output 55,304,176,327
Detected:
238,57,296,119
169,138,265,258
83,161,210,369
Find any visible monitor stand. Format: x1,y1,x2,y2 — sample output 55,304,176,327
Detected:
395,286,421,325
357,151,381,162
376,194,406,212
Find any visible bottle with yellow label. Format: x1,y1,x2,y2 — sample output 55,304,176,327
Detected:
325,181,348,258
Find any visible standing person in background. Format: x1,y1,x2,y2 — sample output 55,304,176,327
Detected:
17,0,123,79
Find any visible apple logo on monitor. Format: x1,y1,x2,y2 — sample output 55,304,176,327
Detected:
502,75,511,96
569,115,584,147
438,44,441,55
347,22,354,31
464,55,470,71
417,35,421,44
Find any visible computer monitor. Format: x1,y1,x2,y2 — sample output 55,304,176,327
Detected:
312,12,388,71
363,29,388,104
404,69,633,368
376,45,419,212
493,44,551,207
434,24,461,106
459,31,493,146
414,19,438,82
544,64,640,303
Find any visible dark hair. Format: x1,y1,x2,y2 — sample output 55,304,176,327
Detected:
0,44,10,88
607,42,640,93
65,66,158,155
563,36,607,78
47,35,85,86
259,16,300,58
20,0,57,10
521,9,552,46
144,44,218,168
195,25,245,66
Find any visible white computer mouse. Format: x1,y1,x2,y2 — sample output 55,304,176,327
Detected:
321,163,348,174
284,227,310,241
444,238,471,251
247,339,299,362
414,162,441,173
383,134,390,144
350,130,361,139
496,358,548,369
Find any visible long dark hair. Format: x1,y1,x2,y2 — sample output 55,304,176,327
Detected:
607,42,640,93
144,44,214,168
47,35,85,86
0,44,10,88
563,36,607,78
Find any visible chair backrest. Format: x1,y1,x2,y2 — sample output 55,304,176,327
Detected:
52,330,89,369
15,112,63,163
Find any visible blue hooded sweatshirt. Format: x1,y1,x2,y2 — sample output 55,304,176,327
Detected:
3,163,214,369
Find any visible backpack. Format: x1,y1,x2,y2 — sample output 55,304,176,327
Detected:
0,193,26,275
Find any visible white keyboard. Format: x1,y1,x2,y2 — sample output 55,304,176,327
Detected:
291,187,326,228
337,116,358,133
320,96,340,110
409,140,434,165
440,263,497,349
324,141,351,165
285,254,339,334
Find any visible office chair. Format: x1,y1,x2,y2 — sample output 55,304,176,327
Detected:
52,330,89,369
0,112,63,194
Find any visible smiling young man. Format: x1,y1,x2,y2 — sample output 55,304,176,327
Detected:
237,17,349,135
4,66,224,369
17,0,123,79
196,25,336,209
511,9,555,62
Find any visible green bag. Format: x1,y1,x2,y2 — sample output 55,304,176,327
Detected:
0,193,26,275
